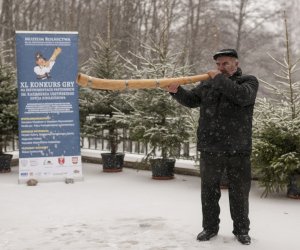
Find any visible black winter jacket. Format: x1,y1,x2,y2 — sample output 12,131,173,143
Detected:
171,68,259,155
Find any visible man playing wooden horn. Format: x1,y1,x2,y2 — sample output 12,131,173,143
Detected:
34,47,62,80
166,49,258,245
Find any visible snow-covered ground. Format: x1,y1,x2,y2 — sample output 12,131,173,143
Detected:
0,163,299,250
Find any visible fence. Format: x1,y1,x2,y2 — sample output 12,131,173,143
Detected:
1,137,18,152
81,136,198,160
3,133,199,160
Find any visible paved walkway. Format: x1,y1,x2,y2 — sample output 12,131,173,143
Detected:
0,160,299,250
1,163,202,250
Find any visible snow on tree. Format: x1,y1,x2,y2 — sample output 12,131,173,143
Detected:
252,12,300,197
79,34,131,154
115,36,195,160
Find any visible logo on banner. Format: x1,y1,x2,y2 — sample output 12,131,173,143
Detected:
20,159,29,167
72,157,78,164
58,156,65,165
29,159,39,167
43,159,53,165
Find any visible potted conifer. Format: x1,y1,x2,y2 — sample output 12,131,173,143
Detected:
0,50,18,173
252,100,300,198
79,35,131,172
123,89,190,179
252,15,300,198
116,38,192,179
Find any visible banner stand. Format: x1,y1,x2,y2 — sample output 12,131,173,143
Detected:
16,31,83,183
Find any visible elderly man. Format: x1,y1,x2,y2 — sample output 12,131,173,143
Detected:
167,49,258,245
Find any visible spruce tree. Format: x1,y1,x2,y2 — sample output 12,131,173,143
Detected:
116,39,193,160
0,49,18,154
252,12,300,197
79,35,131,154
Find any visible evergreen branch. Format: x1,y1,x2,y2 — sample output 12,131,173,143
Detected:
290,64,297,73
294,95,300,103
283,57,289,67
275,80,291,87
291,57,300,68
120,54,139,71
291,67,300,74
280,68,289,76
262,85,278,93
273,72,289,80
267,52,287,68
259,78,280,91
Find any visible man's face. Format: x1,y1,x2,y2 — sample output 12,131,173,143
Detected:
36,57,46,67
215,56,238,77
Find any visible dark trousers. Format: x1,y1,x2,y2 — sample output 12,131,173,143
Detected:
200,152,252,235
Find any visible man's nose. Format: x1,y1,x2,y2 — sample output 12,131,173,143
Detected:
218,65,224,71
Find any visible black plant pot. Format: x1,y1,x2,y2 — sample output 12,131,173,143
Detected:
0,153,13,173
287,174,300,199
150,158,175,180
101,153,125,172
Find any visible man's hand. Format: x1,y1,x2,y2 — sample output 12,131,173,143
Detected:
165,83,180,93
44,61,50,67
207,70,221,79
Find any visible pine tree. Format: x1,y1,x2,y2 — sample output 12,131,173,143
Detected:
116,38,193,160
79,35,131,154
252,12,300,197
0,48,17,154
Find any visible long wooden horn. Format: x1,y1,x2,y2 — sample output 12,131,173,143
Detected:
77,73,210,91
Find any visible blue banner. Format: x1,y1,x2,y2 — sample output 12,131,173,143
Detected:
16,31,82,183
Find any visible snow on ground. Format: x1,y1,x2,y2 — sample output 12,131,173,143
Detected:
0,163,299,250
